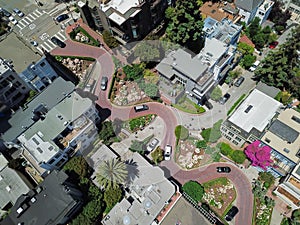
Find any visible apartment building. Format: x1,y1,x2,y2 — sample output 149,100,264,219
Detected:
19,56,58,92
221,89,282,147
16,90,99,176
78,0,167,44
260,109,300,177
100,151,176,225
274,163,300,209
281,0,300,23
156,17,242,104
2,170,83,225
0,57,30,110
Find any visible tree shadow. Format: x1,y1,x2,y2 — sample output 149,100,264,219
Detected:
124,159,139,185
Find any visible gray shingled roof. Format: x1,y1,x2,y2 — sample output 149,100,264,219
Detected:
269,120,299,143
235,0,263,11
1,77,75,142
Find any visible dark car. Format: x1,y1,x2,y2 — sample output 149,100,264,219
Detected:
225,206,239,221
216,166,231,173
56,14,69,22
50,37,66,48
0,8,11,17
269,41,279,49
219,93,230,105
234,76,245,87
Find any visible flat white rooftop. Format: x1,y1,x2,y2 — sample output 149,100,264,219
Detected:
229,89,282,133
101,0,141,15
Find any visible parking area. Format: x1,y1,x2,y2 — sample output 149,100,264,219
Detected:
160,197,211,225
0,32,40,73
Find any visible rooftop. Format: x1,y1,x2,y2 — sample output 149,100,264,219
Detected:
204,17,242,44
0,58,12,74
0,153,31,211
229,89,281,133
156,49,209,82
1,77,75,142
102,152,175,225
262,109,300,163
2,170,82,225
17,91,93,164
235,0,263,12
200,2,239,22
239,34,255,48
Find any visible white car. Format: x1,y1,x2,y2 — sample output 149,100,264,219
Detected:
147,138,159,152
13,8,24,17
249,60,260,72
8,16,18,25
164,145,172,161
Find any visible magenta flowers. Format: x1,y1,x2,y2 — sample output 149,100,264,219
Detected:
245,140,273,170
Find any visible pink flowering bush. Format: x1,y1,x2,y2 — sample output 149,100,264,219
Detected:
244,140,273,170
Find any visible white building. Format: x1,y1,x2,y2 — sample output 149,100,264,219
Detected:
221,89,282,147
17,91,100,176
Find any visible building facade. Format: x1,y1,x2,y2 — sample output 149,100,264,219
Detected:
78,0,167,44
0,58,30,110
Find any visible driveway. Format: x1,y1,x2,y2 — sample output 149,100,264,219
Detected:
53,26,254,225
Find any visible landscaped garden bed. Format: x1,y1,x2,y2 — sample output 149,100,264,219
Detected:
172,94,206,114
202,177,236,217
69,26,100,47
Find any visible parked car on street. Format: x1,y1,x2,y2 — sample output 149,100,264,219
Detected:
234,76,245,87
147,138,159,152
56,14,69,22
219,93,230,105
0,8,11,17
50,36,66,48
269,41,279,49
13,8,24,17
216,166,231,173
225,206,239,221
100,76,108,91
30,41,38,47
8,16,18,25
164,145,172,161
249,60,260,72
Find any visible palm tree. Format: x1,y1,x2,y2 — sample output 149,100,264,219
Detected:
96,158,128,189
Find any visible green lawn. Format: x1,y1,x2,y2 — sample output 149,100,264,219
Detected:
172,95,206,114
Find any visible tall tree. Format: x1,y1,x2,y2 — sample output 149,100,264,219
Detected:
96,158,128,189
165,0,204,52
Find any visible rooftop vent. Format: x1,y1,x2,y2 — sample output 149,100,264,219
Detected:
0,175,3,181
6,186,11,192
30,197,37,203
244,105,253,113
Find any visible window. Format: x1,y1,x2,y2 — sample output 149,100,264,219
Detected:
232,140,238,145
48,159,55,165
235,136,242,142
228,132,234,137
40,62,46,67
291,116,300,124
283,148,290,153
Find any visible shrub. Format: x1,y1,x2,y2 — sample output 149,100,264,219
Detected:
151,147,164,164
201,119,223,143
182,181,204,203
175,125,189,140
196,140,207,149
219,142,234,156
227,94,246,116
201,128,211,142
230,150,246,164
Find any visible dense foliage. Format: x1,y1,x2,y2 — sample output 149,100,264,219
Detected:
123,63,145,81
268,0,291,33
103,186,123,213
98,121,117,145
200,119,222,143
102,30,119,48
183,180,205,202
165,0,204,52
254,25,300,98
151,146,164,164
245,140,273,170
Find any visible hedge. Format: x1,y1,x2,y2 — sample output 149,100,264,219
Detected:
227,94,246,116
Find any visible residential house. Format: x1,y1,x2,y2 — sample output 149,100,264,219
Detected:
0,57,30,110
77,0,167,44
274,163,300,209
100,151,176,225
200,1,239,22
260,109,300,177
280,0,300,23
0,153,32,217
19,56,58,92
221,89,282,147
156,17,242,104
2,170,83,225
235,0,273,24
16,90,99,176
1,77,75,143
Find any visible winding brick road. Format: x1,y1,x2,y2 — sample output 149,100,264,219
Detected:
52,24,253,225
